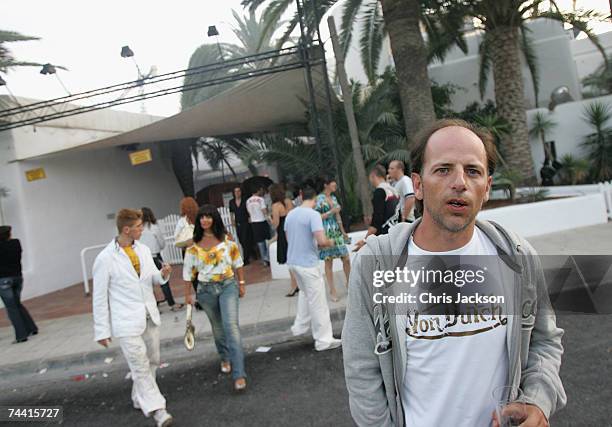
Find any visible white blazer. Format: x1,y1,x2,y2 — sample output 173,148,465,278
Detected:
92,239,168,341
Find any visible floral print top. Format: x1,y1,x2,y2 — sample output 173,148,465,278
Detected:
182,236,243,283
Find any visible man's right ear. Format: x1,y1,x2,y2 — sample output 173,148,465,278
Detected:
411,173,423,201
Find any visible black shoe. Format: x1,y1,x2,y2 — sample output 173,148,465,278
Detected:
285,288,299,297
29,330,38,336
12,337,28,344
195,302,203,311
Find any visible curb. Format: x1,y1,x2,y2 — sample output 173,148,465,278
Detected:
0,307,346,383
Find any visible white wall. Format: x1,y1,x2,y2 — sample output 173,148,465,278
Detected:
526,94,612,170
477,194,608,237
0,127,183,300
572,31,612,85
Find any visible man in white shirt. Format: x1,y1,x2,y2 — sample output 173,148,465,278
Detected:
388,160,416,222
246,186,270,266
93,209,174,427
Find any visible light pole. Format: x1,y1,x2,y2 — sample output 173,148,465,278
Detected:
120,45,156,113
207,26,224,61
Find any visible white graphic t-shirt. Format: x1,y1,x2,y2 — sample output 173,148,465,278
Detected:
393,175,415,221
402,227,508,427
246,195,266,223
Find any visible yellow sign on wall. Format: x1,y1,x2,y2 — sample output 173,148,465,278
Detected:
129,149,153,166
25,168,46,182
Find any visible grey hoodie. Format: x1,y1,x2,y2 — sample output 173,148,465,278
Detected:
342,219,566,426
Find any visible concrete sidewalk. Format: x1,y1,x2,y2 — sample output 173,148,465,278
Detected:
1,222,610,382
0,272,350,382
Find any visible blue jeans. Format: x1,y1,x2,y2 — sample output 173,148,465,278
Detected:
196,279,246,380
0,276,38,341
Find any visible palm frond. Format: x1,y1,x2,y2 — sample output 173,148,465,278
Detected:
528,111,557,139
260,0,293,49
340,0,365,60
0,31,40,43
359,1,384,84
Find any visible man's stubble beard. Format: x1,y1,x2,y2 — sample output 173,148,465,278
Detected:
422,187,478,233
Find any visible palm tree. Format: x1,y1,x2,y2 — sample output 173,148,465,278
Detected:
529,111,557,164
581,101,612,182
241,0,467,147
0,30,41,72
558,153,589,185
240,70,406,219
440,1,607,183
174,10,286,195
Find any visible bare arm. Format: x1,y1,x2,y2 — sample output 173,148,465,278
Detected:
402,197,415,222
271,204,281,229
314,230,333,247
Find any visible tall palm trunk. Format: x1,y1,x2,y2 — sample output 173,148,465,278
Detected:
488,26,537,183
380,0,436,147
170,139,196,197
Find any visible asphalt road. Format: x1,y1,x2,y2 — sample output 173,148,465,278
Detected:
2,315,611,427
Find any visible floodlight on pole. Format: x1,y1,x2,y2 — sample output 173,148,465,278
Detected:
40,63,71,95
207,25,224,60
40,63,56,75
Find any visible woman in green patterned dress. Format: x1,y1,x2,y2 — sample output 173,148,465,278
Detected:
315,178,351,302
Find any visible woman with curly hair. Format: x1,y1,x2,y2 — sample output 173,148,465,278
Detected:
315,178,351,302
183,205,248,392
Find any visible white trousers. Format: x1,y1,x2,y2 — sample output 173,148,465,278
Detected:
288,264,335,350
118,318,166,416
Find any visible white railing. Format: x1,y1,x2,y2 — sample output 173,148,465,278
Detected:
79,208,239,293
159,214,183,264
219,206,237,241
598,181,612,220
79,244,107,295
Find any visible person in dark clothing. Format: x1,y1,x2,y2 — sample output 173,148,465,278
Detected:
0,225,38,343
269,184,299,297
353,165,400,251
229,186,254,265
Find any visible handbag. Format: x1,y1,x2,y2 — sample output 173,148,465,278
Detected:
175,223,195,248
184,304,196,351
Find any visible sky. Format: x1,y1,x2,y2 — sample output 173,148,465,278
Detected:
2,0,248,117
2,0,611,117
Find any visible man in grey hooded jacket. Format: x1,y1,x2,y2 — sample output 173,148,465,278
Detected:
343,119,566,427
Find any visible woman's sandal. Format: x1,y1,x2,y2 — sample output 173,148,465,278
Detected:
234,377,247,392
220,361,232,374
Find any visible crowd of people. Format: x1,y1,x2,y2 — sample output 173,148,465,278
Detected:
0,118,566,427
84,161,418,426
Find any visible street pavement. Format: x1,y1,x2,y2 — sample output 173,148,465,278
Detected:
1,314,611,426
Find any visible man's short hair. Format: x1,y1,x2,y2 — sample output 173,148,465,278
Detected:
369,164,387,178
116,208,142,233
390,159,405,172
302,186,317,201
410,118,497,176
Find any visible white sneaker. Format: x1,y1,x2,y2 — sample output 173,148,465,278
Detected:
153,409,173,427
315,338,342,352
290,325,310,337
